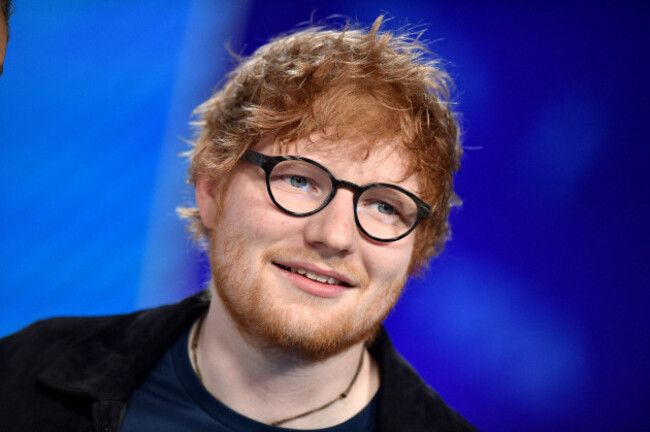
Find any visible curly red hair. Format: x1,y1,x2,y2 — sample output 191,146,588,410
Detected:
178,16,462,274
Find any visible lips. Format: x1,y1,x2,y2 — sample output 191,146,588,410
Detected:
273,263,353,287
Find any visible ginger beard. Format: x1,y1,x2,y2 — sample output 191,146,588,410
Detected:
208,221,409,361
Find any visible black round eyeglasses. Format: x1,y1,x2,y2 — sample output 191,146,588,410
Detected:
243,150,431,242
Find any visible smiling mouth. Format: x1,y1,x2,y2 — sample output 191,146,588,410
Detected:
273,263,352,287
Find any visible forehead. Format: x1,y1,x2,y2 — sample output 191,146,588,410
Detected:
253,132,422,194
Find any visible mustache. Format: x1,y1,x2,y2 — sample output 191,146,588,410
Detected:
261,246,369,287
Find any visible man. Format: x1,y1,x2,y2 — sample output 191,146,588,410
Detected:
0,17,475,431
0,0,12,76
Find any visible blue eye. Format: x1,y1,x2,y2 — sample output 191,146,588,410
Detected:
368,201,396,216
288,175,309,189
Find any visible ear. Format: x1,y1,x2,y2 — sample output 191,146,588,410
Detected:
195,174,218,230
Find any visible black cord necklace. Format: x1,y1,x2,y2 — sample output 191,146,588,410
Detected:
190,313,365,427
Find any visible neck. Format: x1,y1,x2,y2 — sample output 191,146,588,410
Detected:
190,295,380,429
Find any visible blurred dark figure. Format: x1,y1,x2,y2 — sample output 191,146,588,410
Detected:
0,0,12,76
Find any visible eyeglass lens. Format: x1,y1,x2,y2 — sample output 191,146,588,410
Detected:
268,159,419,240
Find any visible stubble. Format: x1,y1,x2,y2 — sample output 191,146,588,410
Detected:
209,224,407,361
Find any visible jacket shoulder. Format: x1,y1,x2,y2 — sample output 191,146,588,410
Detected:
371,328,477,431
0,315,128,377
0,292,207,379
0,294,208,431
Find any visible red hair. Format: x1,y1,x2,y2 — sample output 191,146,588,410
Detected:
178,16,462,274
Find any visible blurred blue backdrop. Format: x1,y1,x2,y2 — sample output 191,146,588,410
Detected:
0,1,648,431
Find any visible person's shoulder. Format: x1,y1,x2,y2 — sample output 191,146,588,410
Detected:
393,349,475,430
371,328,478,431
0,293,208,376
0,314,129,377
2,310,142,346
8,313,125,338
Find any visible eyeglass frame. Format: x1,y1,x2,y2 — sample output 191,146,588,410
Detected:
242,150,432,242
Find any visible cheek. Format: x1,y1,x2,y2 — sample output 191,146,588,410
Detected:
365,239,414,284
223,185,298,243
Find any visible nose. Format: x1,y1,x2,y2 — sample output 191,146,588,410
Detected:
303,189,358,257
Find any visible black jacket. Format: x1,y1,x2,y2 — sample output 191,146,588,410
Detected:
0,294,476,431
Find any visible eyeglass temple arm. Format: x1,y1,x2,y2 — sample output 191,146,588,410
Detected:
416,201,432,220
242,150,265,167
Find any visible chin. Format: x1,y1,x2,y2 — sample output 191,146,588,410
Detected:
218,282,384,360
255,315,383,361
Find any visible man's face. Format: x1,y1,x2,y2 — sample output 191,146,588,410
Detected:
0,14,7,77
200,135,420,359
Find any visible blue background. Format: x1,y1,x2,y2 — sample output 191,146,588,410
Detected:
1,1,648,431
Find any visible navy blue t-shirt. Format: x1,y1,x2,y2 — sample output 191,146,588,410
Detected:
120,326,377,431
